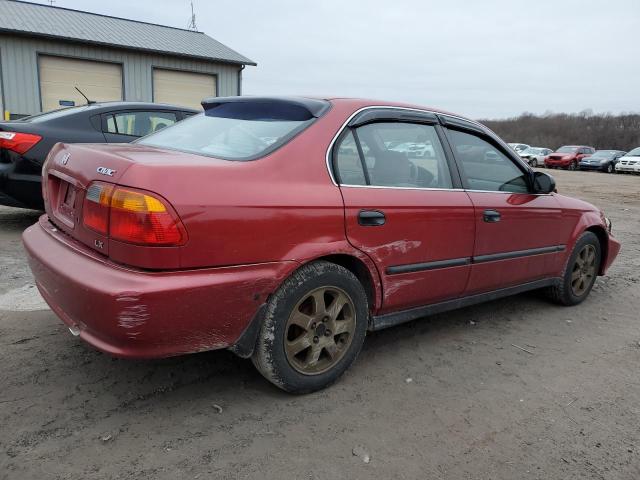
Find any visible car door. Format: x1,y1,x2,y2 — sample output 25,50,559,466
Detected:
102,110,179,143
332,109,475,314
441,120,565,294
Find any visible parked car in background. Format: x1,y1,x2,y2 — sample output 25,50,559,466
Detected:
615,147,640,174
508,143,530,154
388,141,435,158
545,145,595,170
579,150,626,173
23,96,620,393
0,102,198,209
519,147,553,167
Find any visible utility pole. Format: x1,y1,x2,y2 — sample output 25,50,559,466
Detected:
187,1,197,31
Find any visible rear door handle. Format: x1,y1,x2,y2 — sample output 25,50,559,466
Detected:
358,210,386,226
483,209,501,223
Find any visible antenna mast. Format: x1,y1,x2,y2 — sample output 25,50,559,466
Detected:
187,1,197,31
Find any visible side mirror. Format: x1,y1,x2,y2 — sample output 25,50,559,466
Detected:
532,171,556,194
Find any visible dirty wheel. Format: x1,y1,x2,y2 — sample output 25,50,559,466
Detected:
547,231,601,306
252,261,368,393
284,286,356,375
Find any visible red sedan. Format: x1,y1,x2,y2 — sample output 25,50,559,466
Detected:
544,145,595,170
23,97,620,393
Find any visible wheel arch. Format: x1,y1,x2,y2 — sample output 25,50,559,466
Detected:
312,253,382,315
585,225,609,275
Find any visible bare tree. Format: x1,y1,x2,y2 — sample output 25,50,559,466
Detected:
480,112,640,151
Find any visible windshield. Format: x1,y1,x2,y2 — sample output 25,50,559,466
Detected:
626,147,640,157
522,147,542,154
556,146,578,153
138,101,324,160
591,151,616,158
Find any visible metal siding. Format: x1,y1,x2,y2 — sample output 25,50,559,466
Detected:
0,34,240,116
0,0,255,65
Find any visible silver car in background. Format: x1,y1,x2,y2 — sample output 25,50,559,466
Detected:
519,147,553,167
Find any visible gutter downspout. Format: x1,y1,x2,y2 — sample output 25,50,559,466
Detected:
237,65,245,96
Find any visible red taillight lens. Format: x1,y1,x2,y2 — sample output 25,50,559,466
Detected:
0,132,42,154
83,182,113,234
82,182,186,246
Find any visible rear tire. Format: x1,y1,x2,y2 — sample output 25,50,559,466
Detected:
252,261,368,393
531,158,538,167
547,231,601,306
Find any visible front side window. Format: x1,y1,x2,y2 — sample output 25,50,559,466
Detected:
446,129,529,193
107,111,177,137
334,122,453,189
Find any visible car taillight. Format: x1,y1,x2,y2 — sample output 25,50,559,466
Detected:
83,182,113,234
0,132,42,154
82,182,186,246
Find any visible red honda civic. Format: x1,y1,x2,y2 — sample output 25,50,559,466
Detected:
23,97,620,393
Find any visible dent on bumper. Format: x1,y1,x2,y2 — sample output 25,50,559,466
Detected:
23,216,297,359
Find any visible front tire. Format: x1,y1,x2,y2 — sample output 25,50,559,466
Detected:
252,261,368,393
547,231,601,306
531,158,538,167
606,163,613,173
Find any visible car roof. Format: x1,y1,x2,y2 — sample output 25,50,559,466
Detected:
84,101,199,112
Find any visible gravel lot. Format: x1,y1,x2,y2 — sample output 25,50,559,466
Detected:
1,169,639,480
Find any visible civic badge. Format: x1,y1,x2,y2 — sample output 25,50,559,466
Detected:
60,153,70,165
97,167,116,176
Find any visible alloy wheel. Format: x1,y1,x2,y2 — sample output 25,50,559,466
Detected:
284,286,356,375
571,244,597,296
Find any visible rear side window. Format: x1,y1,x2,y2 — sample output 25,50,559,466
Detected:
106,111,177,137
334,122,453,189
334,131,367,185
138,101,326,161
447,129,529,193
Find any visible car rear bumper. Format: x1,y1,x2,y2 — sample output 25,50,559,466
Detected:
23,215,296,359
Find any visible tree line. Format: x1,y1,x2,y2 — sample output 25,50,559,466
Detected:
480,111,640,152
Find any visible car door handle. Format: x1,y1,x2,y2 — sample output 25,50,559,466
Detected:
483,209,501,223
358,210,386,226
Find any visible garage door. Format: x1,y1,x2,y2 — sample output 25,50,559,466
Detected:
153,69,216,110
39,56,122,112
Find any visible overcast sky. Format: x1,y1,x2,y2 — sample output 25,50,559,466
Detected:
32,0,639,119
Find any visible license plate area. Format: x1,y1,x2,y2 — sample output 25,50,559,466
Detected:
50,176,77,229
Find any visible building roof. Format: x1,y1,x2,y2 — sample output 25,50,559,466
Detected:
0,0,256,66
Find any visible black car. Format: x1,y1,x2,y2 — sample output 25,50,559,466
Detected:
578,150,627,173
0,102,198,209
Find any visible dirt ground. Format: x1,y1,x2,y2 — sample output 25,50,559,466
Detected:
1,169,639,480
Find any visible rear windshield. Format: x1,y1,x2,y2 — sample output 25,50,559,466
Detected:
17,105,97,123
137,101,324,161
